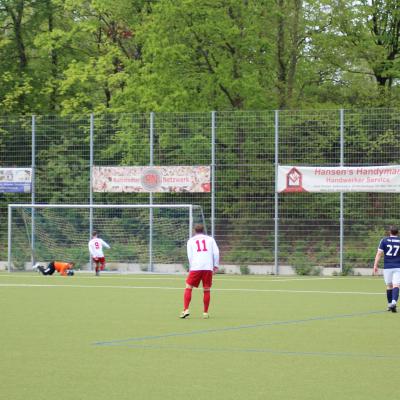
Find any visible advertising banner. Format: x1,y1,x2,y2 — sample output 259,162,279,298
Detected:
278,165,400,193
93,166,211,193
0,168,32,193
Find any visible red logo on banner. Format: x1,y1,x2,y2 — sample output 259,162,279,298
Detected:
283,167,307,192
141,169,162,191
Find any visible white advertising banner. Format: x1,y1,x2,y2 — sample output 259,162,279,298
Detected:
93,166,211,193
278,165,400,193
0,168,32,193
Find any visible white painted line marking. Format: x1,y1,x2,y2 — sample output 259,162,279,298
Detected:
0,282,382,295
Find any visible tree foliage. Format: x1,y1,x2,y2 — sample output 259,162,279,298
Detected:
1,0,400,112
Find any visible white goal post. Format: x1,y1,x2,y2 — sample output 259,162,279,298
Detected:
7,203,206,272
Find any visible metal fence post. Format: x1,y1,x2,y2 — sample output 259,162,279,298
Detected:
274,110,279,275
339,109,344,273
31,115,36,268
89,113,94,270
211,111,216,239
149,112,154,272
8,205,12,272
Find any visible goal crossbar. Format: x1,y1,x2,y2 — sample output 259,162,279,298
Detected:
8,203,202,209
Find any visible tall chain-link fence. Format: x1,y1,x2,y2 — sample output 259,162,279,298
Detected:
2,110,400,273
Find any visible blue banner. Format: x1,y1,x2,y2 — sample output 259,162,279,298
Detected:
0,168,32,193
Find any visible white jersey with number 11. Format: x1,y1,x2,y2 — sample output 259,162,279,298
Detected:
187,234,219,271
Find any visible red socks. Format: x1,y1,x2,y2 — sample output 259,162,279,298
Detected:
203,290,210,312
184,288,211,312
184,288,192,310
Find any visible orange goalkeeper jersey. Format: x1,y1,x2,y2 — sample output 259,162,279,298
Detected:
54,261,72,276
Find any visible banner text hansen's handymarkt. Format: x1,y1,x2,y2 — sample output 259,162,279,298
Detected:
277,165,400,193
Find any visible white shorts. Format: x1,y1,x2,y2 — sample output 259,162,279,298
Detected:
383,268,400,286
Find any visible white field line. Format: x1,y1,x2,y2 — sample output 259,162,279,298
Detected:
0,282,382,295
0,274,380,283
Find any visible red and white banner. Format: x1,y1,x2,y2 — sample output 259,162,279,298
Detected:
278,165,400,193
93,166,211,193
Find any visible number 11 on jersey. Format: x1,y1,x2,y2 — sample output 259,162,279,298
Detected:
196,239,208,252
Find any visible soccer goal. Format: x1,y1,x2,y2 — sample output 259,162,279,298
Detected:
7,204,206,272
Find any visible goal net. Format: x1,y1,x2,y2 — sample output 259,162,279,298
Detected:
7,204,206,272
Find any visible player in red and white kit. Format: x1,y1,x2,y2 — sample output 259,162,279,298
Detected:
180,223,220,319
88,231,110,276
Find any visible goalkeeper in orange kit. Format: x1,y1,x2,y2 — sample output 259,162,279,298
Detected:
33,261,75,276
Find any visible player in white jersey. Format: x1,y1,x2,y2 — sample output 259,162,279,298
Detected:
88,231,110,276
180,224,220,319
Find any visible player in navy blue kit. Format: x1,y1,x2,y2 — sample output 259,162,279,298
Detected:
373,226,400,313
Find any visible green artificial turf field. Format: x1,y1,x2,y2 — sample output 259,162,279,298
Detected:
0,273,395,400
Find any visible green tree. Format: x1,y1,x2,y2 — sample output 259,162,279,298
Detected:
309,0,400,106
114,0,276,112
58,0,149,114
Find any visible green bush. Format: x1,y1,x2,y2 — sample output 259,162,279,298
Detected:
334,264,354,276
240,265,250,275
290,252,321,276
